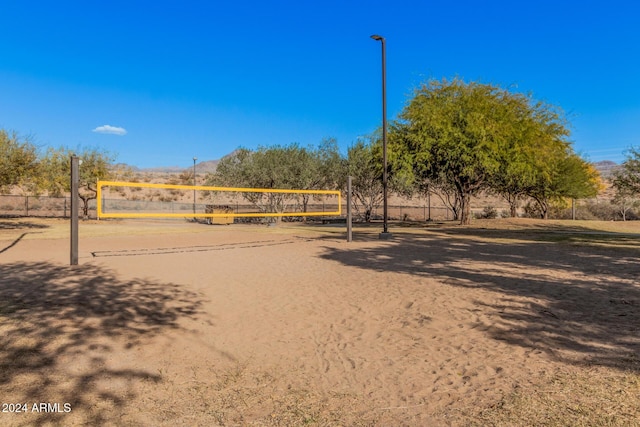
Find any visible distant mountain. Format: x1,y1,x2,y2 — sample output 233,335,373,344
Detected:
112,162,140,172
192,159,220,173
140,165,187,173
187,150,239,174
593,160,619,179
126,152,237,174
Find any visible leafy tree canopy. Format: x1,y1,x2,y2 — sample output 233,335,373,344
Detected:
391,78,597,223
209,141,346,215
392,78,558,224
613,146,640,195
347,136,384,222
0,129,39,193
38,146,115,217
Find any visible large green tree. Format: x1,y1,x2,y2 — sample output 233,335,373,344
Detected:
283,138,345,213
40,147,115,217
525,151,601,219
612,146,640,195
347,137,383,222
389,126,463,220
393,78,542,224
392,78,595,223
489,97,571,217
209,142,344,216
0,129,39,193
611,146,640,220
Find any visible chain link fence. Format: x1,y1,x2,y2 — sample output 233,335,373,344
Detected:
0,195,96,218
7,193,625,223
1,194,457,222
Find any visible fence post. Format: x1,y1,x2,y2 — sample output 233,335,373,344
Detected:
347,176,352,242
25,196,29,216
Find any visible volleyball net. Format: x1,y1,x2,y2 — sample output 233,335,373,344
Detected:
96,181,342,219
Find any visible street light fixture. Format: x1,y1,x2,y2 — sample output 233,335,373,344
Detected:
371,34,392,239
193,157,197,217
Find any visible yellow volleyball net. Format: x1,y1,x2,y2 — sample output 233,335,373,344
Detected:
96,180,342,219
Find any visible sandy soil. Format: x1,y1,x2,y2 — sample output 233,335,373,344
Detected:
1,218,639,426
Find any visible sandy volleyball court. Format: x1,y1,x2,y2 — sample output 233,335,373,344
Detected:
1,218,639,426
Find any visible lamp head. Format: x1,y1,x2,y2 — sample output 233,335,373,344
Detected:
370,34,384,41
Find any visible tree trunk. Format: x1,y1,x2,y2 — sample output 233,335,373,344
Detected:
459,193,472,225
79,196,91,219
509,195,518,218
532,196,549,220
541,201,549,220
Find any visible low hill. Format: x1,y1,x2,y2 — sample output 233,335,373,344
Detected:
593,160,618,179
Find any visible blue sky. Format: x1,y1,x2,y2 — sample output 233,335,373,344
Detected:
1,1,639,168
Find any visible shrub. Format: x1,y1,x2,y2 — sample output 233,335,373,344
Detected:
522,201,541,218
477,206,498,219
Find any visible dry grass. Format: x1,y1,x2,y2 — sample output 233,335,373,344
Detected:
459,367,640,427
147,362,387,426
147,362,640,426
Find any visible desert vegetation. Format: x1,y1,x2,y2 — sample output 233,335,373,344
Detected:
2,79,640,223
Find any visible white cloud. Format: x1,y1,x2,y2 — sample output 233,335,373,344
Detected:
92,125,127,136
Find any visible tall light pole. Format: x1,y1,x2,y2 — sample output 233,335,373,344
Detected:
70,155,79,265
193,157,197,217
371,34,392,239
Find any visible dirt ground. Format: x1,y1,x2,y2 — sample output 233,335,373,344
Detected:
1,217,639,426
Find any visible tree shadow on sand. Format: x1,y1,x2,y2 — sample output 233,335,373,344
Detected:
0,220,50,230
0,261,206,426
435,222,640,248
319,227,640,372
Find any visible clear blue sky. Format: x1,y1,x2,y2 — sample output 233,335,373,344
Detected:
1,0,639,168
